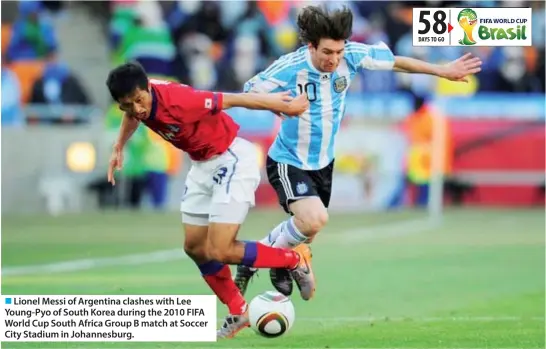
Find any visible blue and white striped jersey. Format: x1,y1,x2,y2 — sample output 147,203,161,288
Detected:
244,41,395,171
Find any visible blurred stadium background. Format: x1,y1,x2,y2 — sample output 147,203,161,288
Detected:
1,1,544,348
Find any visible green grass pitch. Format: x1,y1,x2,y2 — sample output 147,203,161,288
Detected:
1,207,544,348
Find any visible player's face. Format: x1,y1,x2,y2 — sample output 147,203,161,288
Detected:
117,88,152,120
310,39,345,72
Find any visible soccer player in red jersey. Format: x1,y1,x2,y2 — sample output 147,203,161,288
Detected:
105,62,314,339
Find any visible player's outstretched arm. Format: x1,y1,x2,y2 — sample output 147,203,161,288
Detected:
108,114,140,185
222,92,309,117
114,113,140,150
393,52,482,82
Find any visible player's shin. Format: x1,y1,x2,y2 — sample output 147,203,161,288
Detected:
198,261,247,315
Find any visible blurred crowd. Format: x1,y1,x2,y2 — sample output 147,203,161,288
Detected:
105,0,546,95
1,1,91,126
2,0,545,126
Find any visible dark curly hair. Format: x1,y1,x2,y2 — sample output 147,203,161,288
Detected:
297,6,353,47
106,61,148,102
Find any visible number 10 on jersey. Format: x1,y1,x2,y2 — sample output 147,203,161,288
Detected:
413,8,454,46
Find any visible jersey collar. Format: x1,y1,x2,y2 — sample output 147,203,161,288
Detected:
149,86,158,120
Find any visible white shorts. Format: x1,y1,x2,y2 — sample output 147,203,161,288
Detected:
180,137,260,225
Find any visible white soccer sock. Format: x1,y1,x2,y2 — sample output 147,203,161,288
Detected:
260,221,284,246
271,217,307,249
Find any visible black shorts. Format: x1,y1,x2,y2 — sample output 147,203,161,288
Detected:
266,156,334,214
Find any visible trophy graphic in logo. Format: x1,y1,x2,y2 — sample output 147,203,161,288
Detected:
458,9,478,45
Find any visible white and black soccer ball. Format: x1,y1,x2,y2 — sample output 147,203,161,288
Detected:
248,291,295,338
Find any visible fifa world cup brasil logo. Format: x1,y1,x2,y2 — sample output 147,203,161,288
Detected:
458,9,478,45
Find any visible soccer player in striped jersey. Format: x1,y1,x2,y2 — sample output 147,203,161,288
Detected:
234,5,482,300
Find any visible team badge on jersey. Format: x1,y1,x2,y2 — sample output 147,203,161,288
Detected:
157,124,180,141
333,76,348,93
296,181,308,195
167,124,180,132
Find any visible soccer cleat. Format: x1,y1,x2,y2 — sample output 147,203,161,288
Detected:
234,265,257,296
289,244,315,300
217,310,250,339
269,267,293,296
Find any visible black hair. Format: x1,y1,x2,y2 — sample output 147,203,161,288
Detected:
297,5,353,47
106,62,148,101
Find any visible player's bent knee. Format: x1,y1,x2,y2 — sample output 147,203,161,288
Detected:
293,211,328,237
183,239,207,260
290,198,329,235
304,210,328,235
312,209,329,232
183,216,209,261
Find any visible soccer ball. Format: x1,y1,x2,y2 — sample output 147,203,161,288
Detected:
248,291,295,338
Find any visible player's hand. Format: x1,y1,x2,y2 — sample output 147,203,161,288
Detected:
439,52,482,82
107,145,123,186
279,92,309,117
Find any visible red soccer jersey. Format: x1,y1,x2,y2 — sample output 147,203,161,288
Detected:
142,79,240,161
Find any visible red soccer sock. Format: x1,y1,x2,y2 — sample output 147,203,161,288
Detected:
242,242,300,269
199,262,247,315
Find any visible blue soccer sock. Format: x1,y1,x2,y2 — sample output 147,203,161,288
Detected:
197,260,224,276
